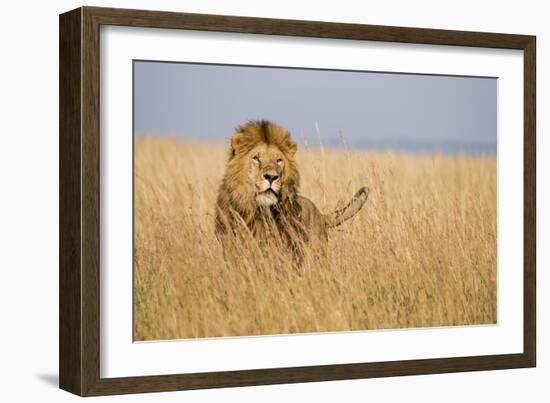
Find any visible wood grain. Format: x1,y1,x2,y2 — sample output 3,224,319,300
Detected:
59,7,82,396
523,38,536,367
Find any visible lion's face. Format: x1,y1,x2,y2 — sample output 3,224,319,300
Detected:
219,121,300,217
248,143,286,207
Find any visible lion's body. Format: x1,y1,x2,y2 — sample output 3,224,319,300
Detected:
215,120,368,261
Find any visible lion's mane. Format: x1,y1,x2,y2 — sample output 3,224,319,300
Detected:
215,120,301,233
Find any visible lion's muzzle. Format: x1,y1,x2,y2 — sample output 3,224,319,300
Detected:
256,188,279,207
255,175,281,207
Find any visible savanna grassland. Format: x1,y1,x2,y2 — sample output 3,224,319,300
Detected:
134,137,496,341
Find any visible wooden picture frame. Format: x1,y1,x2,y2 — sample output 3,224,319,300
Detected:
59,6,536,396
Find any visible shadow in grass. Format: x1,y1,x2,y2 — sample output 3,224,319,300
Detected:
35,373,58,388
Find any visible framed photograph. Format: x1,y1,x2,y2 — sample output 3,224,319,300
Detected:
59,6,536,396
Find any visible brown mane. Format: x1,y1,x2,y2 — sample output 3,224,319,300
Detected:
216,120,300,227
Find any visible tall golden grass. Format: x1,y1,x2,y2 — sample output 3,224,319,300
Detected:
134,137,496,341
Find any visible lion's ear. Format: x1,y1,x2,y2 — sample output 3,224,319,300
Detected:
282,128,297,155
287,139,298,156
230,132,246,156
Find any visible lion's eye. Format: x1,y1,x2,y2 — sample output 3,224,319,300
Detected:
252,156,260,164
277,158,284,165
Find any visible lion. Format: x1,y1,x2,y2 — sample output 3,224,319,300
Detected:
215,120,369,261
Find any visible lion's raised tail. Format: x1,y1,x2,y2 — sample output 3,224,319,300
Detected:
324,187,369,228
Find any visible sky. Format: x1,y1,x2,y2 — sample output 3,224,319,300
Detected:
134,61,497,154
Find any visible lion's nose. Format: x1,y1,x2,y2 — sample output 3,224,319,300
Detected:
264,173,279,184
